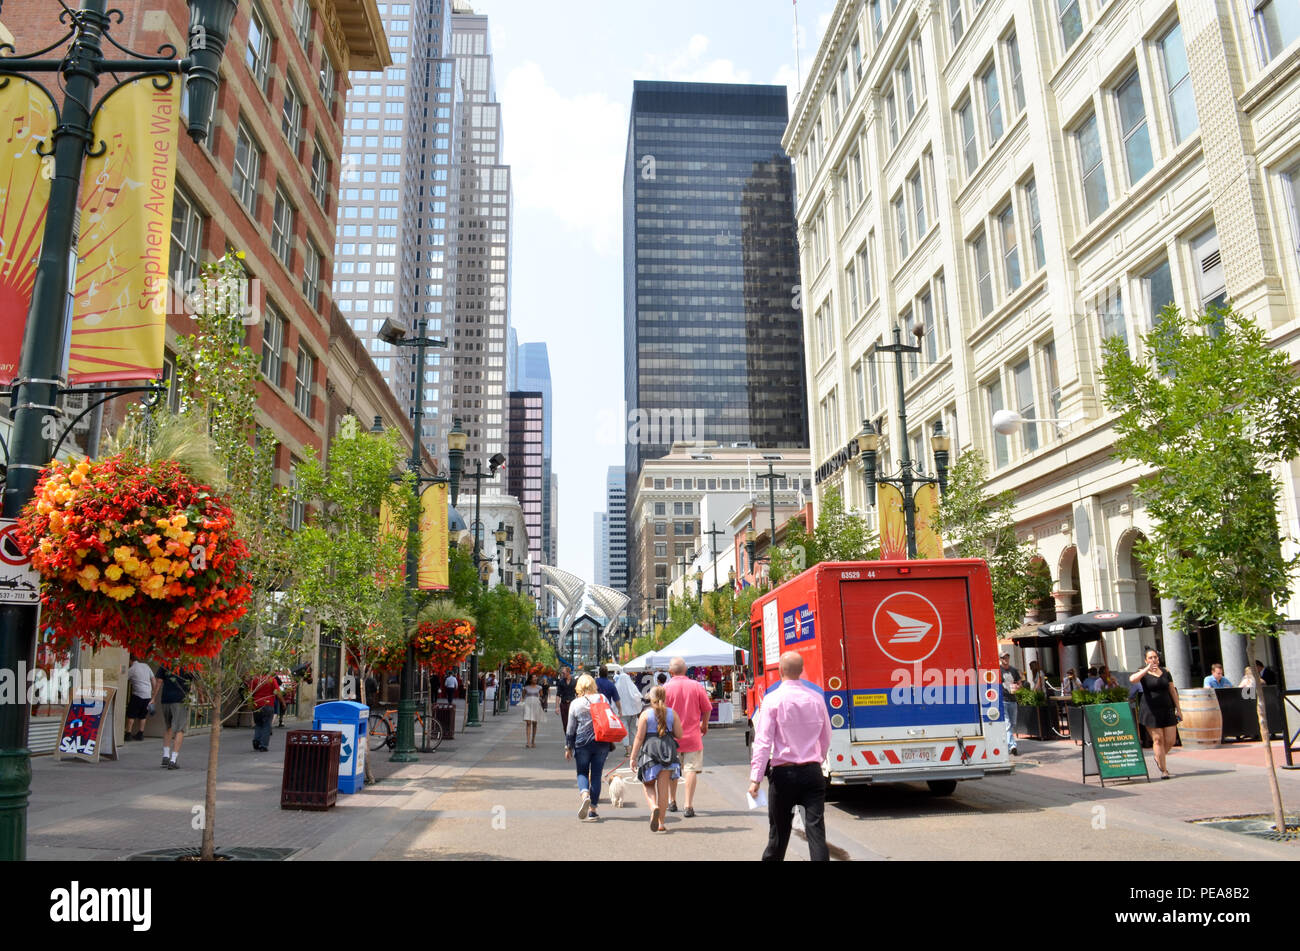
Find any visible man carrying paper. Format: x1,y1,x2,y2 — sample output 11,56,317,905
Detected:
747,651,832,862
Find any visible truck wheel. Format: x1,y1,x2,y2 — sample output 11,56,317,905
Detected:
926,780,957,796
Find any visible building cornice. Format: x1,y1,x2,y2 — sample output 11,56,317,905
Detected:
321,0,391,73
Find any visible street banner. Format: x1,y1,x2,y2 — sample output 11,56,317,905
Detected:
878,483,907,559
0,78,56,384
914,483,944,559
1081,702,1150,786
419,482,449,590
68,77,181,382
378,498,406,587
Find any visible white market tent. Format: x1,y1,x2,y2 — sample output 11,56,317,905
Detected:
621,652,656,672
646,624,747,669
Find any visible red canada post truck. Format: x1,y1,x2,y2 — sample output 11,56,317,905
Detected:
743,559,1013,794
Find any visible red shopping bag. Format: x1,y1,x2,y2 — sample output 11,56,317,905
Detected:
589,696,627,743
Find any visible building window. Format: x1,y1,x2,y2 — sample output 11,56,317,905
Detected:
294,346,314,416
291,0,311,50
654,502,666,516
847,260,859,316
1252,0,1300,65
233,120,261,214
303,242,321,303
169,186,203,287
998,203,1021,292
282,81,304,152
310,139,329,208
1116,70,1153,185
949,0,963,47
245,5,272,94
654,543,667,558
1283,164,1300,274
909,169,926,238
289,462,304,531
1006,32,1025,114
987,376,1009,467
972,230,994,317
870,0,884,43
868,341,881,414
893,193,908,260
271,188,295,265
1076,110,1109,222
261,306,286,385
919,289,937,362
1024,177,1045,271
957,98,978,174
319,56,336,109
1143,257,1175,329
1043,339,1062,425
885,90,898,147
1159,22,1197,145
1013,358,1037,452
851,149,864,204
1058,0,1083,52
853,362,867,421
654,522,666,536
982,62,1004,146
858,237,874,303
1098,287,1127,348
900,59,915,123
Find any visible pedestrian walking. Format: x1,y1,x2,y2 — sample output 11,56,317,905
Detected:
1130,646,1181,779
538,674,549,712
443,669,459,703
521,673,543,747
248,673,283,752
124,654,156,742
999,652,1020,756
564,674,612,822
664,656,712,817
555,666,576,733
629,684,681,834
595,665,619,706
153,664,193,769
613,666,644,755
748,651,833,862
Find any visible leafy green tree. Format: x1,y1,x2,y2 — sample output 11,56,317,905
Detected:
769,487,877,584
1101,304,1300,835
935,449,1035,636
290,415,415,782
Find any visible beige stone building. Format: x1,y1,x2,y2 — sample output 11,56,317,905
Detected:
787,0,1300,687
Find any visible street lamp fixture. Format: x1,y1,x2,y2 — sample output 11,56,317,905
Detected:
694,568,704,600
991,409,1083,436
858,327,952,558
0,0,239,863
446,418,467,507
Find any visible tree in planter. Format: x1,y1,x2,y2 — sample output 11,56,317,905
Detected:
167,254,301,861
935,449,1038,637
290,417,415,783
1101,303,1300,836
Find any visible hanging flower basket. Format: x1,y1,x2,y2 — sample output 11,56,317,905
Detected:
412,619,476,671
18,455,251,667
505,652,532,674
347,626,408,675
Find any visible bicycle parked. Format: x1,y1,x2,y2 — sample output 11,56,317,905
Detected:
368,706,443,752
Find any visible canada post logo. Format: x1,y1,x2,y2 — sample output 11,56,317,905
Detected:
783,603,815,644
872,591,943,664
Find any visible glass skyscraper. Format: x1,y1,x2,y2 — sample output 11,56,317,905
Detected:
623,81,808,500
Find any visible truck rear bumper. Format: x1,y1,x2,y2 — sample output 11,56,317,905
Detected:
828,765,1014,785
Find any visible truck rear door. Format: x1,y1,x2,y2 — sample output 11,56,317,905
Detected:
839,572,984,745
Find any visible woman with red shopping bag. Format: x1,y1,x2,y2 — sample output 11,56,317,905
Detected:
564,674,626,822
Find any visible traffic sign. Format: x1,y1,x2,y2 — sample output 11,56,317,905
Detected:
0,519,40,603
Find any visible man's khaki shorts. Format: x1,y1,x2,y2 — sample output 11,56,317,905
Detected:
680,750,704,773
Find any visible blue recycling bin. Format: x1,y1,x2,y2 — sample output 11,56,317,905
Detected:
313,701,368,794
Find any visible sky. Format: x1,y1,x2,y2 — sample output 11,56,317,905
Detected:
487,0,838,582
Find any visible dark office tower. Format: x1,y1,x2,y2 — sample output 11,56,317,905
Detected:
507,391,544,600
517,342,556,570
622,81,808,508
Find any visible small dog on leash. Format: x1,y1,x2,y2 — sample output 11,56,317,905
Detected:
607,775,626,808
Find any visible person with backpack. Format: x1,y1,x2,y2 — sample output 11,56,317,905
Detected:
629,684,682,833
564,674,626,822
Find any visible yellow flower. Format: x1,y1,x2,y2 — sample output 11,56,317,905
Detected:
69,470,85,486
122,557,141,574
113,546,134,563
104,564,123,581
78,564,99,582
151,557,172,575
172,514,189,528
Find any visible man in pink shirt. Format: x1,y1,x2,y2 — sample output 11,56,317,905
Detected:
748,651,832,861
664,656,713,817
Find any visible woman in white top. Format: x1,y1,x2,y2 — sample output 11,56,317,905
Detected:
521,674,543,748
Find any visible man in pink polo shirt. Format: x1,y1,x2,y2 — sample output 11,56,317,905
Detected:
664,656,712,817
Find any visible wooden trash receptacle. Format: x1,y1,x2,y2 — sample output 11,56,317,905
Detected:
281,730,341,810
1178,688,1223,748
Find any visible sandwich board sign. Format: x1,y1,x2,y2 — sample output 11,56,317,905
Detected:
55,685,118,763
0,518,40,603
1080,702,1149,786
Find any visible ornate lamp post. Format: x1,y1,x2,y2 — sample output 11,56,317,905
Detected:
460,452,504,727
858,327,951,557
0,0,238,862
694,568,704,600
376,317,449,762
494,521,507,584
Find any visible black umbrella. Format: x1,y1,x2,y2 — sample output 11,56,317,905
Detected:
1011,611,1161,683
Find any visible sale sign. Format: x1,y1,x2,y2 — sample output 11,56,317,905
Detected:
55,685,118,763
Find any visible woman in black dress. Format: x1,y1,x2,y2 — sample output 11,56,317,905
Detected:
1129,647,1182,778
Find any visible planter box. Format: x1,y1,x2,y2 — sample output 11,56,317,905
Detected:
1014,704,1057,740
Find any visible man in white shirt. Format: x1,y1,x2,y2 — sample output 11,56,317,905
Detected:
444,670,459,702
125,655,156,742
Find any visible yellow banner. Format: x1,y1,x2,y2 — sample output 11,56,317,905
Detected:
69,78,180,382
878,483,907,559
0,78,56,384
378,498,406,587
914,483,944,559
419,482,449,590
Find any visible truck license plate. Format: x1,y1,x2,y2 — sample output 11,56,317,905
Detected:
902,747,935,762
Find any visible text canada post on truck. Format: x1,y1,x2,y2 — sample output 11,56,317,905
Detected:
743,559,1013,794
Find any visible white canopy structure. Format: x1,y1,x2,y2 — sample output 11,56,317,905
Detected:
646,624,747,669
621,652,655,672
539,565,630,667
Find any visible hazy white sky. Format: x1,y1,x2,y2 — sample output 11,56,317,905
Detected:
488,0,838,581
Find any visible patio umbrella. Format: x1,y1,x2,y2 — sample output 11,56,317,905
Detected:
1012,611,1161,686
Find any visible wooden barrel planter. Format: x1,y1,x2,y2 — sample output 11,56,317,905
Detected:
1178,688,1223,748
